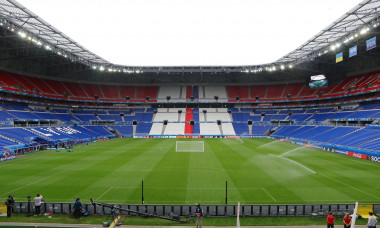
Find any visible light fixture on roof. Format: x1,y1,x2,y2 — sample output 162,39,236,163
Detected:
92,66,96,70
99,66,105,71
289,65,293,69
330,45,336,51
360,28,368,34
18,31,26,38
280,65,285,70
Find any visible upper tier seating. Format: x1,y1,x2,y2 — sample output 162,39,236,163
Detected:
157,86,186,101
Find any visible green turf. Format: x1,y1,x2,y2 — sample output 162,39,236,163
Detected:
0,138,379,205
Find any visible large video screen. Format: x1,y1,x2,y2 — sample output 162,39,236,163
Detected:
309,75,328,89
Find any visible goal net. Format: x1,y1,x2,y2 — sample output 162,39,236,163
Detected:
176,141,204,152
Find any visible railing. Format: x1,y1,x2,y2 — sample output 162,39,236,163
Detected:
12,202,379,217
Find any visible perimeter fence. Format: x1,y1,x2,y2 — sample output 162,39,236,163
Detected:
11,202,380,217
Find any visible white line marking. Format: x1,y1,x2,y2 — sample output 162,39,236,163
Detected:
262,187,277,202
257,140,279,149
319,173,380,200
269,154,317,174
1,170,67,196
280,146,305,157
96,187,113,200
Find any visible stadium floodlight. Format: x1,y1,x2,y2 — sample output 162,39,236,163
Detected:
37,41,42,46
280,65,285,70
99,66,105,71
330,45,336,51
289,65,293,69
18,31,26,38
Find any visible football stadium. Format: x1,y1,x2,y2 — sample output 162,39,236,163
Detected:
0,0,380,227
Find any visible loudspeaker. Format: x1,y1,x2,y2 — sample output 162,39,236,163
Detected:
214,96,219,101
166,96,171,101
126,96,130,101
145,96,150,101
248,120,252,125
227,110,231,114
94,95,99,100
178,110,182,114
203,110,207,113
287,94,292,98
217,120,222,125
236,96,240,101
153,110,158,114
133,120,137,125
163,120,168,125
190,120,194,125
120,113,124,117
190,96,194,101
95,113,98,116
255,95,260,100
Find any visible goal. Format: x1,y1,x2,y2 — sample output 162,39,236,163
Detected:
176,141,204,152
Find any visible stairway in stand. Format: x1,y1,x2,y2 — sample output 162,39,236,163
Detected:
184,108,193,134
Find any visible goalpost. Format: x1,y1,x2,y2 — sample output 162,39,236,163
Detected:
176,141,204,152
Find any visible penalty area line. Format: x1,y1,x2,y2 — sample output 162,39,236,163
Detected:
262,187,277,202
96,187,113,201
1,170,68,197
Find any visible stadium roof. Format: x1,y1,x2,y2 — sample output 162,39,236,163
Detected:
0,0,379,73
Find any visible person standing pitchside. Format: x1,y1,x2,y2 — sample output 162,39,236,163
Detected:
343,213,351,228
73,198,83,220
368,212,377,228
327,211,335,228
5,195,15,218
34,194,43,215
195,204,203,228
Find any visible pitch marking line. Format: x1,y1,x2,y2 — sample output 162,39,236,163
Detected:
96,187,113,200
1,170,67,196
268,154,317,174
319,173,380,200
257,140,279,149
280,146,305,157
262,187,277,202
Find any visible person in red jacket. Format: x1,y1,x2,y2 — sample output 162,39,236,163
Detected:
327,211,335,228
343,213,351,228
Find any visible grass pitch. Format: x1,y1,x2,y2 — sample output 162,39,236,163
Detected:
0,138,379,205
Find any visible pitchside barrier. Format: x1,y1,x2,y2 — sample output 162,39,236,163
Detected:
9,202,380,217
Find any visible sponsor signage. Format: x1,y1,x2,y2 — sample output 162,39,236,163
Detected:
366,37,376,51
346,152,367,160
369,156,380,163
349,45,357,57
0,155,16,162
